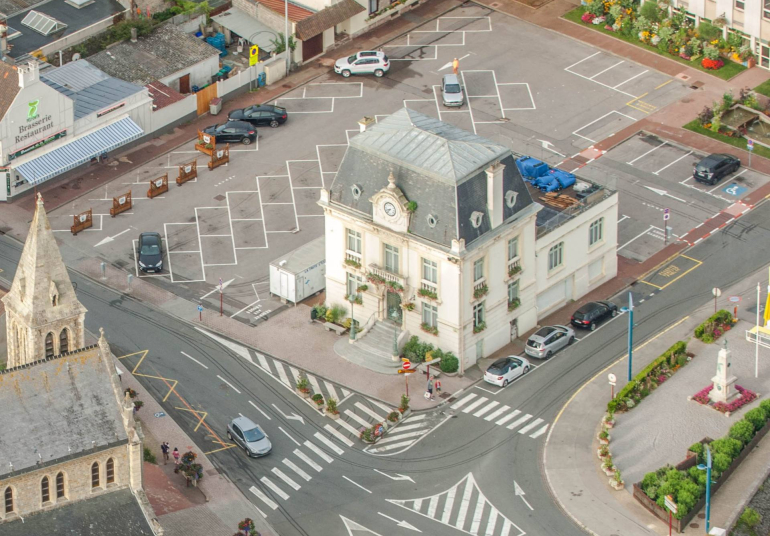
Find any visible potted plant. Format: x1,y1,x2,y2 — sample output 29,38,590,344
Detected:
398,394,410,414
602,457,615,476
598,427,610,445
296,376,311,398
360,427,375,443
610,469,624,490
508,298,521,312
603,411,615,428
311,393,324,407
387,411,400,423
421,322,439,336
238,518,259,535
508,265,522,277
402,302,415,312
597,444,609,460
133,400,144,411
325,397,340,419
473,321,487,334
124,387,138,399
473,284,489,300
345,258,362,269
418,288,438,300
357,284,368,293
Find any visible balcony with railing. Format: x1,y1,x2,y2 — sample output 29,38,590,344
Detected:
367,264,407,288
507,257,522,279
417,281,439,301
473,278,488,300
344,250,362,269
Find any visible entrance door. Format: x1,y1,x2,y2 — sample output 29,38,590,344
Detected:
510,319,518,342
386,290,402,325
179,74,190,94
302,33,323,63
475,340,484,360
280,272,289,299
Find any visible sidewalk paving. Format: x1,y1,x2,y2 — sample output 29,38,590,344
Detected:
543,267,770,536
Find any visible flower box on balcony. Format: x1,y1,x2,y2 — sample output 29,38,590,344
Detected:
508,298,521,312
346,294,363,305
473,284,488,300
508,265,522,278
356,284,368,293
473,322,487,334
418,288,438,300
421,322,438,336
402,302,415,311
344,258,362,269
386,281,404,294
366,272,387,286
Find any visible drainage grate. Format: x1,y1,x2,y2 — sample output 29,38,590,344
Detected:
214,194,226,201
690,81,704,90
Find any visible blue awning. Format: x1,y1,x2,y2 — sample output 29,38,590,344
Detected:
16,117,143,185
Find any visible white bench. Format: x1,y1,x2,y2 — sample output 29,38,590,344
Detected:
324,322,347,336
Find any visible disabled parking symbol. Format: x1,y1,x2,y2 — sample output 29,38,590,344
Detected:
722,183,747,196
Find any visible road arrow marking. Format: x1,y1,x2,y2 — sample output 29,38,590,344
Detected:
537,139,566,158
373,469,415,483
340,515,383,535
95,228,130,247
271,403,305,425
514,481,534,511
200,278,235,299
438,52,472,71
378,512,422,532
644,186,687,204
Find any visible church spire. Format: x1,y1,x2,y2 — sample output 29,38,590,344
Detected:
1,194,87,368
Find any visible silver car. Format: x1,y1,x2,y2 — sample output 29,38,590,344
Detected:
227,416,272,457
334,51,390,78
441,74,464,107
525,325,575,359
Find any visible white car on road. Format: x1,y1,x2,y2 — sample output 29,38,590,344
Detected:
334,51,390,78
483,356,531,387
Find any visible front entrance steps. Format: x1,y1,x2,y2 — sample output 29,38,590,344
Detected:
333,321,404,374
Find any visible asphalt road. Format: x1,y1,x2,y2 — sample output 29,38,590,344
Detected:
2,197,769,535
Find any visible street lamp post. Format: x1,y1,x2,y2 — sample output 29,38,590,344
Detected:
697,445,713,534
284,0,290,74
391,309,399,358
348,295,357,341
628,292,634,382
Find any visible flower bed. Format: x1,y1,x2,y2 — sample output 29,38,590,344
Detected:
635,400,770,530
691,384,758,414
694,309,733,343
607,341,688,413
702,58,724,70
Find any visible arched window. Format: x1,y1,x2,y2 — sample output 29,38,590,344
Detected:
45,332,54,358
59,328,69,354
106,458,115,484
91,462,100,489
41,476,50,503
56,472,65,499
4,487,12,514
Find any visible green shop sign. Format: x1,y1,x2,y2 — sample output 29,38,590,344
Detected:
9,130,67,161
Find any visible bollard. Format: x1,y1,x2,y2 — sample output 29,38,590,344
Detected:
100,262,106,280
127,274,133,292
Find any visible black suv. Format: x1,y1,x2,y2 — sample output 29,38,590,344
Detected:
228,105,287,128
203,121,257,145
137,232,163,273
570,301,618,331
693,153,740,185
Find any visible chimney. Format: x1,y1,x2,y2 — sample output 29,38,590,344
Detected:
130,27,137,43
358,116,375,132
18,62,39,88
486,161,505,229
0,23,7,55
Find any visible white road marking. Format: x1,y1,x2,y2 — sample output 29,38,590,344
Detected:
530,423,550,438
272,467,301,490
470,491,486,534
254,352,270,371
483,405,510,421
342,475,371,493
506,414,533,430
451,393,477,410
462,397,489,414
355,402,387,422
279,426,301,446
217,375,241,394
288,366,303,385
294,449,322,472
368,398,393,414
653,150,692,175
181,351,208,369
375,430,428,444
282,458,312,481
314,432,345,454
589,60,624,80
344,409,371,428
274,362,292,387
366,439,416,452
613,69,648,88
518,418,544,435
473,400,500,418
307,374,323,396
455,476,474,529
389,422,429,433
248,400,271,420
303,440,333,463
336,418,361,437
249,485,278,510
441,486,456,524
628,142,667,165
323,424,354,447
618,225,655,251
495,410,521,426
260,476,289,500
324,381,341,402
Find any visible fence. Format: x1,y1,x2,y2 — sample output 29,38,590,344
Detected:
150,96,197,133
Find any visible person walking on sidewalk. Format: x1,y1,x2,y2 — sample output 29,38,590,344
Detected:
435,380,441,398
172,447,180,467
452,58,460,75
161,442,170,465
427,378,435,401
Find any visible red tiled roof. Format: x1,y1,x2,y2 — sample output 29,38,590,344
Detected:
146,81,187,110
296,0,363,40
255,0,314,22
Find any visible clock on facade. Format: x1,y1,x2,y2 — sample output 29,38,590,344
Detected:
383,201,397,217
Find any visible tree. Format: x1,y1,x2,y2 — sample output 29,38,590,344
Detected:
270,33,297,54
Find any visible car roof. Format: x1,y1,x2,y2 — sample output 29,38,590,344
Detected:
532,326,557,338
232,416,257,430
443,74,460,84
225,120,252,129
577,302,603,313
244,105,276,113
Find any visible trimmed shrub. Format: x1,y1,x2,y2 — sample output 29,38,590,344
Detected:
743,407,767,432
759,399,770,415
712,452,731,473
728,420,755,445
710,437,742,458
440,352,459,373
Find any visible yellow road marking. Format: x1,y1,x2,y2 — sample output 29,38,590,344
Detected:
639,253,702,290
205,444,239,455
638,279,663,289
175,407,209,432
552,315,690,427
655,79,673,90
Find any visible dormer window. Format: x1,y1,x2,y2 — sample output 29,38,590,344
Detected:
351,184,363,199
470,211,484,229
505,190,518,208
426,214,438,228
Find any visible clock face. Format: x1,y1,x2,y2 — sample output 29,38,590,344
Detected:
383,201,397,217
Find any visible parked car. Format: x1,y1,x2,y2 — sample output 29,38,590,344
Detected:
570,301,618,331
693,153,740,185
334,51,390,78
227,416,272,457
203,121,257,145
228,105,287,128
525,325,575,359
483,356,530,387
441,74,464,107
137,232,163,273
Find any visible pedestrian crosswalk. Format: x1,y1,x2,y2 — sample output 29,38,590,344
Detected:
388,473,524,536
450,393,549,440
364,413,441,455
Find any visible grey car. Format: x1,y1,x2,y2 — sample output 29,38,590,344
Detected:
524,325,575,359
227,416,272,457
441,74,464,107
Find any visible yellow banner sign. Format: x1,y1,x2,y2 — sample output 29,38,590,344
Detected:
249,45,259,66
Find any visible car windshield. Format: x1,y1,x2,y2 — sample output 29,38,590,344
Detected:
696,163,712,171
140,243,160,255
243,426,265,442
573,311,585,320
445,84,461,93
487,365,504,375
526,339,541,348
347,55,357,62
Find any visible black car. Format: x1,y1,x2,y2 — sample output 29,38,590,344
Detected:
228,105,287,128
203,121,257,145
570,301,618,331
137,232,163,273
693,153,740,185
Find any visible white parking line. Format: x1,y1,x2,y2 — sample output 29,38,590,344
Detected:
564,51,601,71
589,60,624,80
573,110,635,143
618,215,630,224
613,69,648,88
628,142,667,165
653,150,692,175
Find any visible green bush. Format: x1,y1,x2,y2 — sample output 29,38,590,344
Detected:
440,352,459,373
743,407,767,431
688,441,704,458
759,399,770,415
143,446,157,464
712,452,732,473
739,507,761,529
728,420,755,445
641,472,659,492
697,21,721,41
694,310,733,342
325,303,348,324
710,437,742,458
639,1,661,22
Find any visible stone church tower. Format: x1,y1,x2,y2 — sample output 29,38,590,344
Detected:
1,194,87,368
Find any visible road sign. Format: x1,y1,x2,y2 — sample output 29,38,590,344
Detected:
663,212,670,221
154,412,166,418
723,183,748,197
748,139,754,151
608,373,617,385
197,305,204,312
249,45,259,66
729,296,741,303
402,360,411,370
712,288,722,297
397,369,416,374
664,495,678,513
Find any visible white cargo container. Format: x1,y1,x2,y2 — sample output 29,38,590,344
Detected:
269,236,326,304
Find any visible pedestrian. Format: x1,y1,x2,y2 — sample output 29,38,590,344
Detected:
427,378,434,401
161,442,170,465
452,58,459,75
172,447,180,466
435,380,442,397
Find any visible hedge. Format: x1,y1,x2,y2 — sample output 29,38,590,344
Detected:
607,341,687,413
694,309,734,343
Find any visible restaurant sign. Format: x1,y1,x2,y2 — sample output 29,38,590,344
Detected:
9,129,67,161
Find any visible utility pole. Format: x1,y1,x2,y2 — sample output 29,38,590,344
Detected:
627,292,634,382
284,0,290,74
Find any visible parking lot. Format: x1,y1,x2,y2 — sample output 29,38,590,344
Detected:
46,2,696,317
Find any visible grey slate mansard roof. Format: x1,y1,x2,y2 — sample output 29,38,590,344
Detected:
329,108,535,249
0,488,154,535
87,23,220,85
0,346,128,479
41,60,145,120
